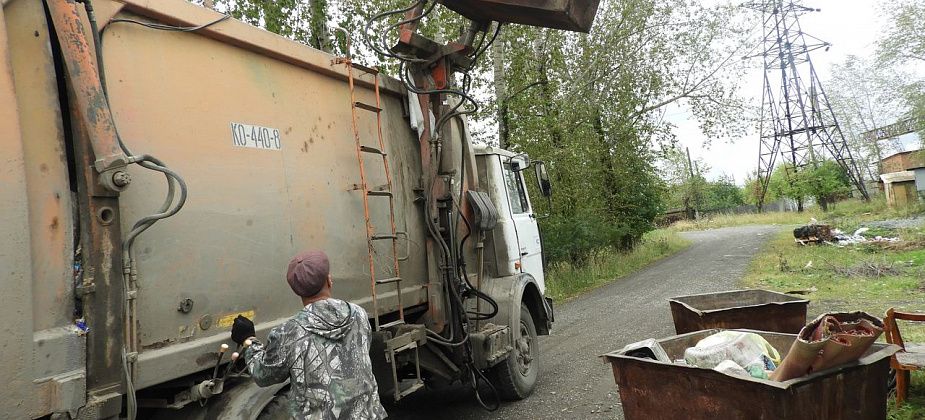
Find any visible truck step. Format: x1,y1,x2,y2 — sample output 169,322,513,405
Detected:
379,319,405,329
367,190,393,197
354,102,382,113
398,381,424,399
360,145,385,155
376,277,402,285
371,234,398,240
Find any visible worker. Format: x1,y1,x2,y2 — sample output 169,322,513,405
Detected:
231,250,388,419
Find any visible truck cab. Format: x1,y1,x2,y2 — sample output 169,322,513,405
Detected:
476,146,549,292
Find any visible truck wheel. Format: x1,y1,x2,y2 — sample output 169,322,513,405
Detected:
256,394,290,420
490,303,538,400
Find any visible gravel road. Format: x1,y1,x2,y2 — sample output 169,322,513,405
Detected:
386,225,781,420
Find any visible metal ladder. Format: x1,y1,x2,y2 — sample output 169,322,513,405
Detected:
335,55,425,400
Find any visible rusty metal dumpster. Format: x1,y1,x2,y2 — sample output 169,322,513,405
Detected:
603,329,899,420
670,289,809,334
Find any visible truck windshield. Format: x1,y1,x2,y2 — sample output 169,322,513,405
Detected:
503,163,529,214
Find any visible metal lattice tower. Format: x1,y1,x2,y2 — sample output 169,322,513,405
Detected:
748,0,869,207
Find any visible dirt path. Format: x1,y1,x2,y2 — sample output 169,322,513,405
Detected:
386,225,780,419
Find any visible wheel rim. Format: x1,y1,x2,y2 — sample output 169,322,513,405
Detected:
515,320,534,376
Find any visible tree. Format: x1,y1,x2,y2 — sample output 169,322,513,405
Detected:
804,160,852,211
768,164,809,209
827,55,910,179
743,171,771,208
661,146,709,216
484,0,753,262
876,0,925,146
704,174,744,211
196,0,335,52
877,0,925,65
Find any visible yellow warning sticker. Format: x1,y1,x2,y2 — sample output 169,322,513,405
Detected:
217,310,255,328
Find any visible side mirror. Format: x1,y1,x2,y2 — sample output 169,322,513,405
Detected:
535,161,552,197
511,154,531,172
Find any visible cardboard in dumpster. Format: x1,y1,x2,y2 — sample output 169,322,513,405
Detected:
771,311,884,381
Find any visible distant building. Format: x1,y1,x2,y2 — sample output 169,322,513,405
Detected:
879,150,925,207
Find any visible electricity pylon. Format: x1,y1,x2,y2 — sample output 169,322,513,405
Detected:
746,0,869,209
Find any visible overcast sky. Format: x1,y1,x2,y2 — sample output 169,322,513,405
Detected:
667,0,920,185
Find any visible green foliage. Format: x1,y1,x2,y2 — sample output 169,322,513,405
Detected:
704,174,745,210
763,160,851,210
494,0,750,264
743,171,771,207
826,55,911,180
199,0,335,51
875,0,925,148
805,160,852,208
545,229,690,302
877,0,925,66
767,163,807,203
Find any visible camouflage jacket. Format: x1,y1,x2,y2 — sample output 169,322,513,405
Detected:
245,299,387,420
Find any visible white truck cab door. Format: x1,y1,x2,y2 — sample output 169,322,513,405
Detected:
502,162,546,293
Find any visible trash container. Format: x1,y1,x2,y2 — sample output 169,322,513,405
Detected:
669,289,809,334
603,329,899,420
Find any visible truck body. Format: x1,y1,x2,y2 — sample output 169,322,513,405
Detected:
0,0,565,418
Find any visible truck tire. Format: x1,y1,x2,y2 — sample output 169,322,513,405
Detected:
256,394,290,420
490,303,538,400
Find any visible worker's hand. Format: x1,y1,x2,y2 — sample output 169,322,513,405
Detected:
231,315,256,345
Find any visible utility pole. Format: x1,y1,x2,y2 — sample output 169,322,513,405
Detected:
746,0,869,209
685,147,697,220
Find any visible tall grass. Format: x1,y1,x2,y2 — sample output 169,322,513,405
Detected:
668,198,924,232
544,229,690,302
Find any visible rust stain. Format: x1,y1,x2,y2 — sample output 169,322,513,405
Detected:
39,163,48,173
142,338,174,350
49,217,58,232
47,0,126,174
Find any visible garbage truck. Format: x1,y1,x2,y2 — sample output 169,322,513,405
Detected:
0,0,598,418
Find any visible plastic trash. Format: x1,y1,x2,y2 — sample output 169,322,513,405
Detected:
620,338,671,363
713,360,750,378
712,359,770,379
684,331,781,369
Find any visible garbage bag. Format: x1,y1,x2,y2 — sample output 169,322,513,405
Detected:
770,312,883,382
684,331,781,369
713,360,751,378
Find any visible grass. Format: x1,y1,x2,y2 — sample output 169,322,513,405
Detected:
668,198,924,233
544,229,691,302
739,203,925,418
